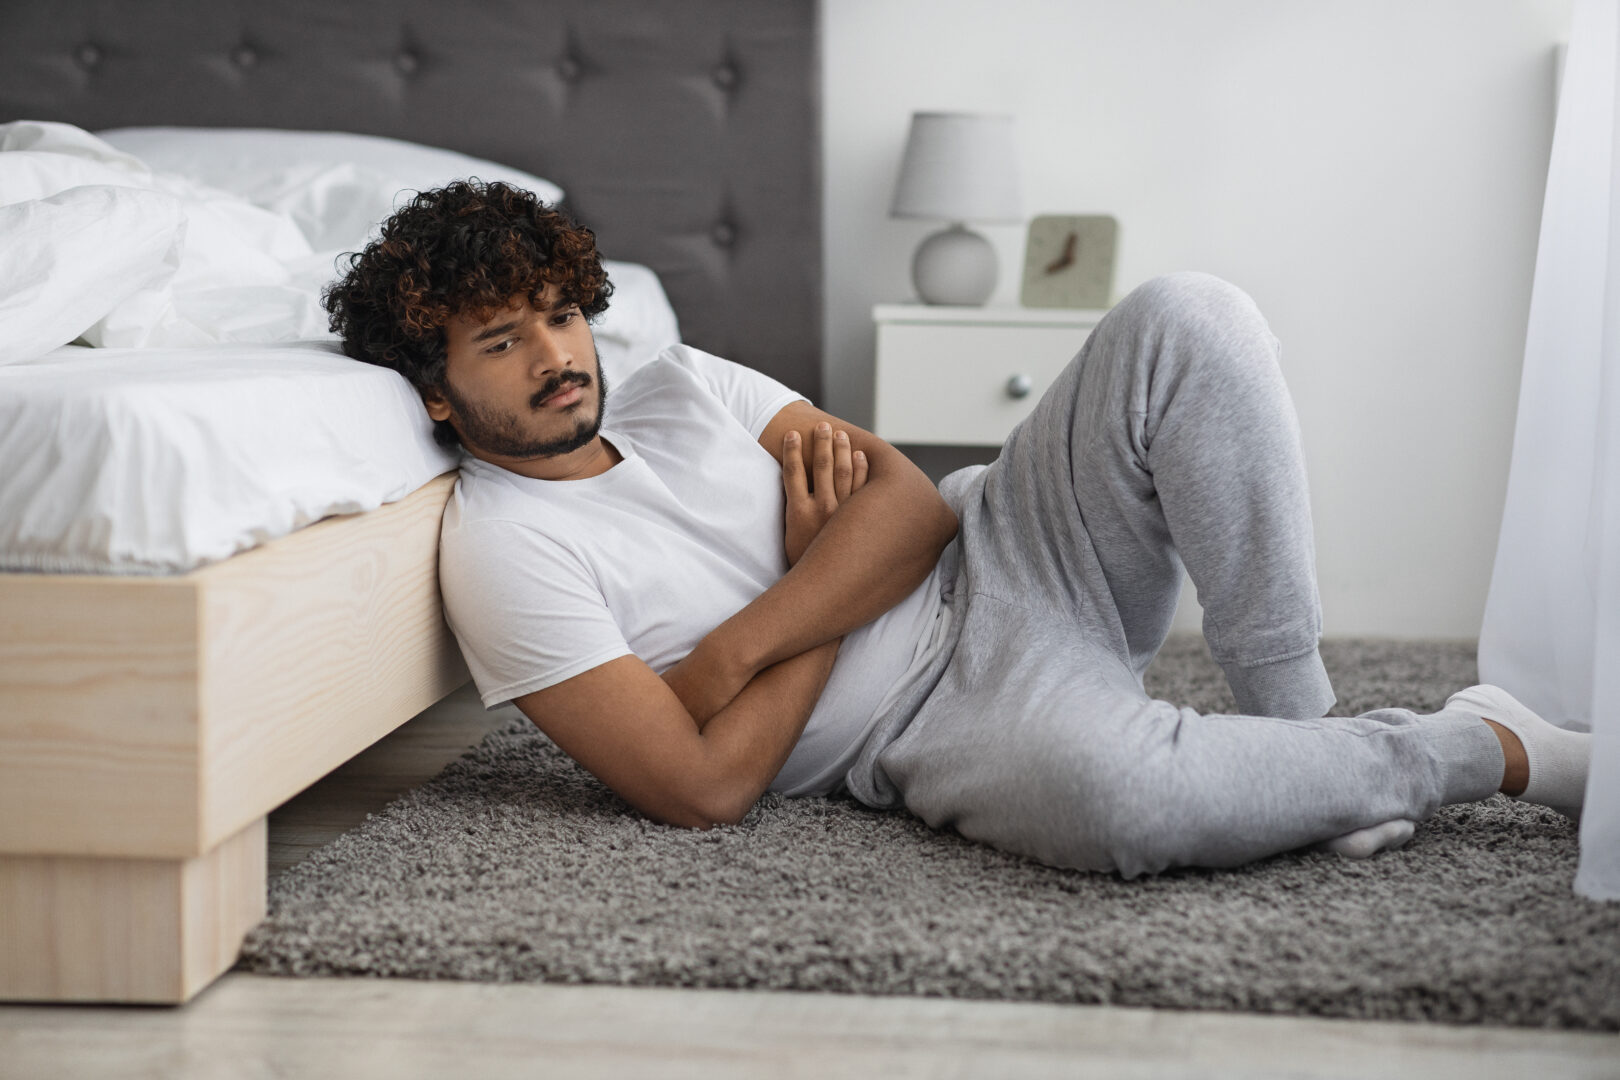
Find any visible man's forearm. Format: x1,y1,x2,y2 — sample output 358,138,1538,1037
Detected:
663,443,956,727
717,464,957,674
694,637,841,824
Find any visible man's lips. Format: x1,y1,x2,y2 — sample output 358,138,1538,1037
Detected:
534,377,589,409
542,384,584,408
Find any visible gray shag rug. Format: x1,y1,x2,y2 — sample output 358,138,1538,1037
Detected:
238,637,1620,1030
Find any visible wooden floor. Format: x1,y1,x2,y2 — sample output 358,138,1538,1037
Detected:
2,683,1616,1079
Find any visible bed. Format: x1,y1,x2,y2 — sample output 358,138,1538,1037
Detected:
0,0,819,1004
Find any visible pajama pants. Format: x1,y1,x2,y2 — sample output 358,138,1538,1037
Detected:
845,272,1505,879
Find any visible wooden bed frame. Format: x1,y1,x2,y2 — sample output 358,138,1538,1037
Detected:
0,0,819,1003
0,474,465,1002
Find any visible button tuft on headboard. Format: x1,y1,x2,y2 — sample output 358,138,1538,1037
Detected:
556,56,582,83
711,62,739,92
75,43,101,70
231,44,259,69
395,50,420,76
710,221,738,249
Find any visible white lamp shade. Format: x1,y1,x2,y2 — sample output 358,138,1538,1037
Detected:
890,112,1022,223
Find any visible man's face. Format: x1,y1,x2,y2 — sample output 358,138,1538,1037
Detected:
427,287,608,466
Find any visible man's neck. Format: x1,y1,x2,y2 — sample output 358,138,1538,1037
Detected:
470,435,622,481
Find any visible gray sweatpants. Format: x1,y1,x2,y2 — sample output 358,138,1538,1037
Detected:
846,272,1505,879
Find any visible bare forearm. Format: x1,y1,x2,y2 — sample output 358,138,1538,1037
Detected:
695,637,841,824
663,435,956,726
718,471,956,673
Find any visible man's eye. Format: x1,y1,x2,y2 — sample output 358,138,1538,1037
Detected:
552,310,579,326
488,339,517,354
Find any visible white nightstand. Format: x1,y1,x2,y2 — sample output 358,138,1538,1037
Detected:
872,304,1106,446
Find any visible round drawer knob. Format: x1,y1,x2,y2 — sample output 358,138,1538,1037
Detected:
1005,373,1034,400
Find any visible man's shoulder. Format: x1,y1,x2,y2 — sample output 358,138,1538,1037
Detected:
441,466,565,552
619,344,726,393
628,344,780,393
627,345,808,441
436,480,598,609
608,345,716,410
611,347,790,435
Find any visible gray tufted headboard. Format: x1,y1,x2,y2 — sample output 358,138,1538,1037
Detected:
0,0,822,401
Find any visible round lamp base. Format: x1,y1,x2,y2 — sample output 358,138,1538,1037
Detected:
911,224,997,306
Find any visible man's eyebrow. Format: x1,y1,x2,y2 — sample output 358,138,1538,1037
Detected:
470,319,521,344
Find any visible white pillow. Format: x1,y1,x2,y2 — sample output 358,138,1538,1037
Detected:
0,185,185,365
594,259,682,379
97,127,567,253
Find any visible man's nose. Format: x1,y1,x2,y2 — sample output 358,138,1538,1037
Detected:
529,328,574,375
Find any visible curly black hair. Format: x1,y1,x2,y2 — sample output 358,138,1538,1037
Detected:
323,179,613,449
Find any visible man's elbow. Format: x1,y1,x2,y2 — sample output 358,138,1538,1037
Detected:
680,810,747,831
694,791,754,829
655,810,730,831
913,485,960,556
884,468,958,542
655,804,744,831
652,782,754,831
933,499,960,546
901,459,960,545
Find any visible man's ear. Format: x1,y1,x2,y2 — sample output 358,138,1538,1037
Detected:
422,387,452,422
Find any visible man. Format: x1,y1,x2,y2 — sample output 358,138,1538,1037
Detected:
325,180,1591,880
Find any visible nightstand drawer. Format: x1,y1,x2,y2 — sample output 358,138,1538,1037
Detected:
873,322,1094,445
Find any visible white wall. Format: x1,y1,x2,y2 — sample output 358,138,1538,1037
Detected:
822,0,1573,639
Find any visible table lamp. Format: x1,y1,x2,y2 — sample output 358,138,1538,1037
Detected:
890,111,1022,306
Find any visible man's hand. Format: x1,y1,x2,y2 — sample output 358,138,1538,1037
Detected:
782,422,869,566
663,422,868,727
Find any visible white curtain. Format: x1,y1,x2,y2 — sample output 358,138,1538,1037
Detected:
1478,0,1619,902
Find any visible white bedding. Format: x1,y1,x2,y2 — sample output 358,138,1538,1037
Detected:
0,123,682,573
0,344,459,573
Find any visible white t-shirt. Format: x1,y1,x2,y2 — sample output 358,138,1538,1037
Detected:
437,345,947,797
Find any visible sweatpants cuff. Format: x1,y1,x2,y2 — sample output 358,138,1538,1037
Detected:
1221,647,1335,719
1422,708,1507,804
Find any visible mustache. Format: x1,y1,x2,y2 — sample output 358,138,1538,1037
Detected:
530,369,592,409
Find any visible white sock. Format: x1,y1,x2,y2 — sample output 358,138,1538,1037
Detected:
1315,818,1416,859
1446,684,1591,819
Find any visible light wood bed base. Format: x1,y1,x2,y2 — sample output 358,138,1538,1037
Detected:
0,472,468,1003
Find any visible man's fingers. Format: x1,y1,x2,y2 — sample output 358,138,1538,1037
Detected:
833,430,854,502
782,430,808,500
852,449,868,492
812,423,836,509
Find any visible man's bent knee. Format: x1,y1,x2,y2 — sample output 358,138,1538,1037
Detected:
1119,269,1250,311
1107,271,1267,342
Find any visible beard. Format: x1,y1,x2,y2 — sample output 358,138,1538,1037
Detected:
443,351,609,460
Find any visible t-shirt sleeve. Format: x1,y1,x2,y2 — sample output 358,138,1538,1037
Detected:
438,516,633,708
661,344,809,439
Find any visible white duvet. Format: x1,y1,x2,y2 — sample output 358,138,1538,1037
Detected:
0,344,460,573
0,122,682,572
1,122,339,354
